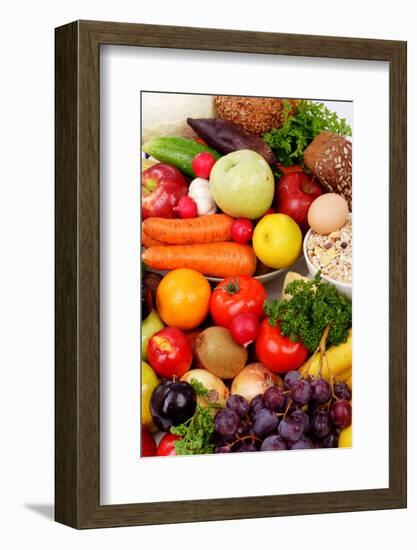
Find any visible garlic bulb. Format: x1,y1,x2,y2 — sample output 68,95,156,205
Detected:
188,178,217,216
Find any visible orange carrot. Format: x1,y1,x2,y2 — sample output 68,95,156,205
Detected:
142,214,234,245
142,242,257,278
141,229,167,248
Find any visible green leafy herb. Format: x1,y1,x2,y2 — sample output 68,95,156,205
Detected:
264,273,352,353
170,379,221,455
189,378,209,398
263,100,352,167
171,405,215,455
189,378,222,409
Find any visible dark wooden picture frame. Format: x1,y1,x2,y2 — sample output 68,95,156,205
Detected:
55,20,407,529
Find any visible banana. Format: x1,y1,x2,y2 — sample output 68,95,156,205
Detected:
336,367,352,383
338,425,352,447
299,329,352,381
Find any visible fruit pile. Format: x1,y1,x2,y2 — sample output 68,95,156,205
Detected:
141,268,352,457
140,95,353,457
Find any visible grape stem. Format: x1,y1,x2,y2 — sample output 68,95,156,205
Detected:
303,324,342,403
230,434,261,449
281,398,293,420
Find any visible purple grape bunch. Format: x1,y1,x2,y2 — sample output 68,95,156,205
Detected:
213,375,352,454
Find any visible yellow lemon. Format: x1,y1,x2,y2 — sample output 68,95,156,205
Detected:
141,360,159,432
253,213,302,269
338,425,352,448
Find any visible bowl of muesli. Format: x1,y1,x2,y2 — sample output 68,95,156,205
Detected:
303,214,352,300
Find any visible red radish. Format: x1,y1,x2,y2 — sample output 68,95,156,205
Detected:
141,428,157,457
174,196,198,219
192,152,216,179
229,312,260,346
231,218,253,244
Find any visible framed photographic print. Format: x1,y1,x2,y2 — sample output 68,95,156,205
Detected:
55,20,407,529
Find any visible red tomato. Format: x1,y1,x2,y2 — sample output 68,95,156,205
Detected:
156,433,182,456
255,319,308,373
210,276,267,328
141,428,157,457
147,327,193,378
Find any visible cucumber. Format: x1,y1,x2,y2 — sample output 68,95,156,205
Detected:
142,137,221,178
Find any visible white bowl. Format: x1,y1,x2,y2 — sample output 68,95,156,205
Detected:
146,267,285,285
303,215,352,300
206,268,285,284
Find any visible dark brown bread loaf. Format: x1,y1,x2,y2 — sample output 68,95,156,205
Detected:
304,131,352,209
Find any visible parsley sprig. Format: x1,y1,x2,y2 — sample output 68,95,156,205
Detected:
263,100,352,167
170,379,221,455
264,273,352,353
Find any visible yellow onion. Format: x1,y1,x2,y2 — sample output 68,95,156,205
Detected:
181,369,230,409
231,363,283,403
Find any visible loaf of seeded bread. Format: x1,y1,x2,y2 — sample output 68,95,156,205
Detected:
304,131,352,209
215,96,298,135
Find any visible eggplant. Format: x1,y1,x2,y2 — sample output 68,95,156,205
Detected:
187,118,276,165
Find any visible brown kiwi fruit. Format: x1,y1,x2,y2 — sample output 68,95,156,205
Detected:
195,326,248,379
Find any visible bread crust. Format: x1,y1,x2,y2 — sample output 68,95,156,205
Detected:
304,131,352,209
214,96,287,135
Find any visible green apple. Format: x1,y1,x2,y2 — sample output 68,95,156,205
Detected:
209,150,274,219
142,309,164,360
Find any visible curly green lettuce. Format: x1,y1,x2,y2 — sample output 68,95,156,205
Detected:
263,100,352,167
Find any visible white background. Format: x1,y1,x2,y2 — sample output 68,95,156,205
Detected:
101,47,389,505
0,1,415,548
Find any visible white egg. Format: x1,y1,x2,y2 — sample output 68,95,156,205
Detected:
307,193,349,235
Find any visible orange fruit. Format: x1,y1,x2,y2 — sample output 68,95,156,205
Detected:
156,268,211,330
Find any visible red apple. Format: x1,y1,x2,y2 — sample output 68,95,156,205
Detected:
142,163,188,219
276,172,323,232
277,163,303,176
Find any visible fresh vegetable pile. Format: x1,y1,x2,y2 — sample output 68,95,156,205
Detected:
140,94,354,457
